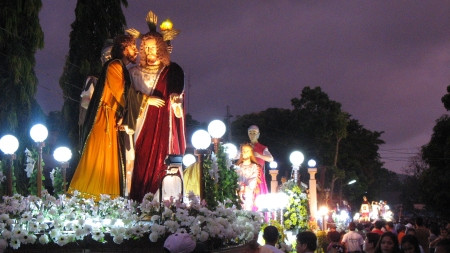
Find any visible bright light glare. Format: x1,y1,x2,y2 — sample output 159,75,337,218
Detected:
269,161,278,169
307,159,316,167
347,179,356,185
30,124,48,142
53,147,72,163
0,135,19,154
318,206,329,216
289,151,304,167
191,130,211,149
182,154,196,167
207,120,226,138
223,143,237,159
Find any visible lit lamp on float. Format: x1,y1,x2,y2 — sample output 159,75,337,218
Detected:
289,150,304,185
30,124,48,197
182,153,196,168
223,143,237,160
0,134,19,196
53,146,72,193
307,159,318,221
318,205,329,231
160,18,180,53
207,120,226,154
191,129,211,201
255,191,289,223
269,161,279,193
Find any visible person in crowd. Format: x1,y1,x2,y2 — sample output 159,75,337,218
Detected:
435,239,450,253
429,223,441,253
407,228,417,237
235,143,261,211
68,34,138,201
247,125,273,195
260,225,283,253
386,222,397,235
364,232,381,253
372,220,385,236
328,225,344,253
430,227,449,249
415,217,431,253
123,17,186,201
297,231,318,253
397,224,407,244
374,232,400,253
357,223,367,239
401,235,422,253
341,221,364,253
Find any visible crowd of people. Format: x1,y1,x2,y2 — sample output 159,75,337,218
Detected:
323,217,450,253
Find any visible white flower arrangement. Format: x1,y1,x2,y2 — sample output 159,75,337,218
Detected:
24,148,35,178
0,190,263,251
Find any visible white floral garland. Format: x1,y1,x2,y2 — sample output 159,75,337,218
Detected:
0,191,263,250
24,148,35,179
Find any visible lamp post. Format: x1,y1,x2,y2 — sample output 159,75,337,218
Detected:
30,124,48,197
207,120,226,153
53,147,72,193
0,135,19,196
318,206,329,231
269,161,279,193
289,151,304,185
191,129,211,200
307,159,318,222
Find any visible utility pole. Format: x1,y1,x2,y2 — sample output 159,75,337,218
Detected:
225,105,233,142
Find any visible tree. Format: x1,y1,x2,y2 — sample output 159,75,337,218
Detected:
420,115,450,218
441,85,450,111
59,0,128,163
339,119,385,205
0,0,44,135
291,87,349,204
0,0,47,195
400,153,428,213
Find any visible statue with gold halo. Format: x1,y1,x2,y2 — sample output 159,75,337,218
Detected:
122,11,186,202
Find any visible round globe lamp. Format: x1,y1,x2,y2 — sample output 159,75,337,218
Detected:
0,134,19,196
30,124,48,197
53,146,72,193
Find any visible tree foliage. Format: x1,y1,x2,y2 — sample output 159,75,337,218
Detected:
420,115,450,218
290,87,349,204
416,85,450,218
0,0,50,195
441,85,450,111
59,0,128,160
202,144,240,209
0,0,44,136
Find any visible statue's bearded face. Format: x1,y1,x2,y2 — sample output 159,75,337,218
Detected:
124,44,138,64
144,38,159,66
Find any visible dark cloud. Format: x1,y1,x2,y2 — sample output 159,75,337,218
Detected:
35,0,450,173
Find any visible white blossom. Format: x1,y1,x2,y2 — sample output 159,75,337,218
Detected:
38,234,49,244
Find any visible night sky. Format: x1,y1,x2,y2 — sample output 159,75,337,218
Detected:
35,1,450,174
